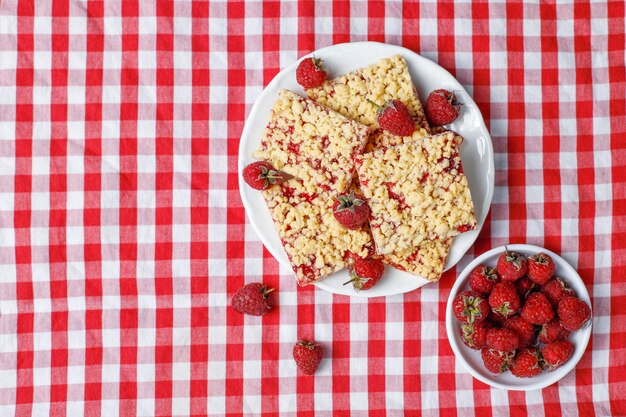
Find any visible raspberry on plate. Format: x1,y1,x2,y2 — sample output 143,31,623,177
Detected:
243,161,290,190
540,277,575,307
469,265,499,295
515,276,536,299
496,250,528,281
486,327,520,351
332,192,370,230
293,340,323,375
542,340,574,371
481,348,515,374
232,282,274,316
460,321,491,350
538,320,570,344
371,99,415,137
521,292,555,325
557,296,592,331
453,290,490,323
425,89,462,126
296,57,327,89
344,258,385,291
488,282,520,318
527,253,555,285
510,348,542,378
504,316,536,347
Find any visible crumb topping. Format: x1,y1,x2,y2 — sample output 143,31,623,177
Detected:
254,89,370,193
356,131,477,255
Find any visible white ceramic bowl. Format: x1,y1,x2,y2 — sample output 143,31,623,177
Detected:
446,244,592,391
238,41,494,297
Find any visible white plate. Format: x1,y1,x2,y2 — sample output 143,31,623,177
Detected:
445,244,592,391
238,42,494,297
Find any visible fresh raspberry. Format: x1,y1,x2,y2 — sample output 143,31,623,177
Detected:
481,348,515,374
425,89,462,126
332,192,370,230
510,348,542,378
452,290,490,323
486,327,520,351
504,316,536,347
488,282,520,318
243,161,290,190
344,258,385,291
296,57,327,89
515,276,536,299
521,293,555,325
293,340,323,375
557,296,592,331
459,321,491,350
468,265,499,295
538,320,570,344
232,282,274,316
527,253,556,285
496,250,528,282
540,277,575,307
487,310,508,324
541,340,574,371
371,99,415,136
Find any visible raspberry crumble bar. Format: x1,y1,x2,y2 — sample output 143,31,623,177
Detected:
306,55,430,150
254,89,370,193
356,131,477,255
263,179,374,286
382,239,452,281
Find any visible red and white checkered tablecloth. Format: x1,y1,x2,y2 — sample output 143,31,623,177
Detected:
0,0,625,416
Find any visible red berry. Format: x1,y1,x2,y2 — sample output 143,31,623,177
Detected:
453,290,490,323
488,310,509,324
459,321,491,350
540,277,575,307
344,258,385,291
232,283,274,316
496,250,528,281
243,161,290,190
504,316,536,347
486,327,520,351
538,320,570,344
515,276,536,299
293,340,323,375
296,57,327,89
488,282,520,318
541,340,574,371
425,89,462,126
332,192,370,230
557,296,591,331
510,348,542,378
521,292,555,325
372,99,415,136
481,348,515,374
527,253,555,285
468,265,499,295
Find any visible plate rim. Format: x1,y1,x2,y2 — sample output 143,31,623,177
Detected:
238,41,495,297
445,243,593,391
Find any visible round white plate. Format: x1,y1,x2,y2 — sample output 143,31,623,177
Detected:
238,41,494,297
445,244,592,390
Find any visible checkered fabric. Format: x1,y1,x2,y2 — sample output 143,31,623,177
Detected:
0,0,625,416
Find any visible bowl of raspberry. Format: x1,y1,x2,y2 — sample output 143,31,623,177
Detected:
445,244,592,390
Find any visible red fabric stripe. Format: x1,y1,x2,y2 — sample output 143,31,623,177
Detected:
83,1,105,414
189,2,210,415
367,300,386,414
14,2,35,415
49,1,70,414
402,292,422,414
333,0,350,44
118,2,140,415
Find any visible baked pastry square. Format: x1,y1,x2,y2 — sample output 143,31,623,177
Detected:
306,55,430,150
263,179,374,286
382,239,452,282
254,89,370,193
356,131,476,255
